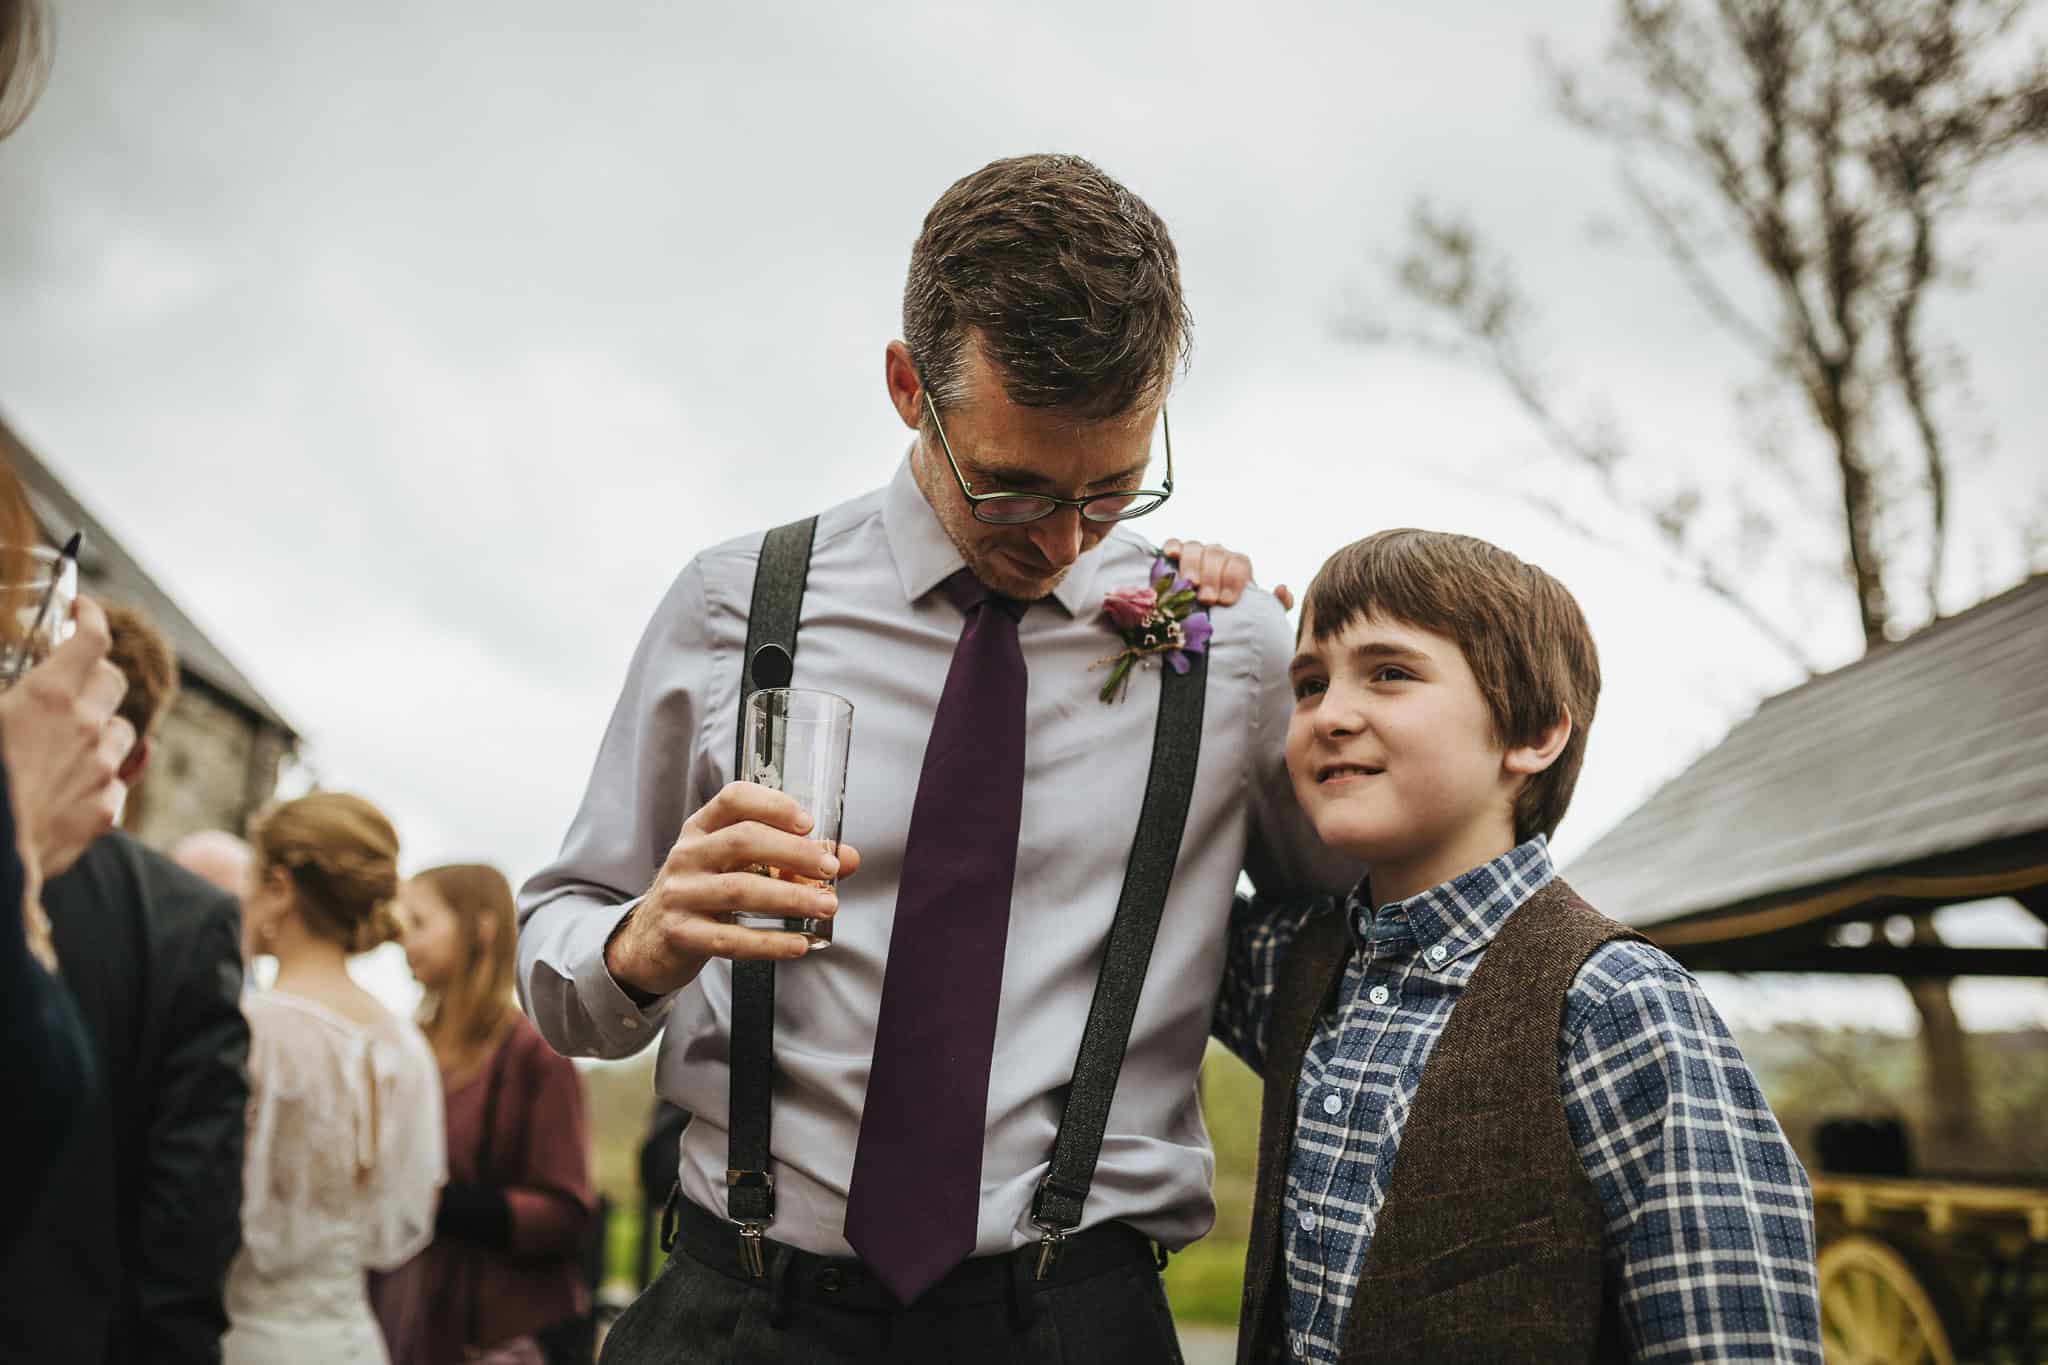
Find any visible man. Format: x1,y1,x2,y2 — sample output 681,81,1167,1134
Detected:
171,829,253,900
519,154,1349,1363
0,604,251,1365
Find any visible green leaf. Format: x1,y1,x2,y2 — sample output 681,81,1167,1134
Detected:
1097,653,1134,704
1158,589,1197,615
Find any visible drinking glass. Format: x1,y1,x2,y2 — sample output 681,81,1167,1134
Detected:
734,687,853,946
1,545,78,686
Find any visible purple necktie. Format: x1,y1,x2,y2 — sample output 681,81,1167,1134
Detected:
844,569,1028,1306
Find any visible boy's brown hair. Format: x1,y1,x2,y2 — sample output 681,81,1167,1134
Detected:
1299,528,1601,843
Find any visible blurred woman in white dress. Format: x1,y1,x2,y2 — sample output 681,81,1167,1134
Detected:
222,793,445,1365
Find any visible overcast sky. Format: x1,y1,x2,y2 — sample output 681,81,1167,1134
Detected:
4,0,2044,1031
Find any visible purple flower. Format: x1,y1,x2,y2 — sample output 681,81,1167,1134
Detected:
1166,610,1213,674
1151,557,1193,598
1102,584,1158,631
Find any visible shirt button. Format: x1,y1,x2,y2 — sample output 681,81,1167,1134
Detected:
1297,1208,1317,1232
620,1014,641,1029
1368,985,1391,1006
818,1267,844,1293
1321,1093,1343,1116
1428,943,1449,964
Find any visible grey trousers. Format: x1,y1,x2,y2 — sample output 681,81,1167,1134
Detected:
597,1235,1187,1365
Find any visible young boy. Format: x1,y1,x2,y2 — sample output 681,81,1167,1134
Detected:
1208,529,1823,1364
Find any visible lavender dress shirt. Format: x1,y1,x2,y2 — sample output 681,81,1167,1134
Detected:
517,456,1351,1258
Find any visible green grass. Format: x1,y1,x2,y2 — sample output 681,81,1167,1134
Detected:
1162,1236,1249,1324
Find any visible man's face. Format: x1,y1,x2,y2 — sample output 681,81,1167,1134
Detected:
892,340,1161,601
1285,610,1519,902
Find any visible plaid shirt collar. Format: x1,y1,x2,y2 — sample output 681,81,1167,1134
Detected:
1341,835,1555,966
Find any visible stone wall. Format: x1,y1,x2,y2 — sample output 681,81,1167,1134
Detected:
123,675,290,850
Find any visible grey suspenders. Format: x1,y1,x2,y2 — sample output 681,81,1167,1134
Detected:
725,515,1208,1279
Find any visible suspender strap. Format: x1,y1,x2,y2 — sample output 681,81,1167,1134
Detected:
1030,645,1209,1270
726,516,817,1264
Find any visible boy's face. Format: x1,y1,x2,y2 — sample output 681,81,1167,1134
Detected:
1285,610,1533,904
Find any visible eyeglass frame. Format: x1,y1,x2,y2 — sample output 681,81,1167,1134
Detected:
921,389,1174,525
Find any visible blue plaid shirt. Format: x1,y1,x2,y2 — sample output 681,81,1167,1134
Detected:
1213,838,1823,1363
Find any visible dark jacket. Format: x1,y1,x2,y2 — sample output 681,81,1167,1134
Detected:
0,758,98,1253
0,831,251,1365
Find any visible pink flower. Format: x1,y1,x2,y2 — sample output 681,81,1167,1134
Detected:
1101,584,1157,630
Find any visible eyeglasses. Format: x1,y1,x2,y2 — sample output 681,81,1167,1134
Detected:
922,389,1174,525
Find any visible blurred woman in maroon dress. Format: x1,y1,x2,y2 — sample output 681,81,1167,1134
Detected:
375,864,594,1365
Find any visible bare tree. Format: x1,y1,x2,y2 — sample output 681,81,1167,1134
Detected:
1372,0,2048,1158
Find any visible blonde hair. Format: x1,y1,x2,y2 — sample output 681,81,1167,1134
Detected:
0,0,51,140
249,792,401,953
410,863,518,1070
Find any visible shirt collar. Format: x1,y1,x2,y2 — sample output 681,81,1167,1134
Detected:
1342,835,1555,963
880,452,1104,617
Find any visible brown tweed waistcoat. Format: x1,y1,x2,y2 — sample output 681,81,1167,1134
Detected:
1237,877,1641,1365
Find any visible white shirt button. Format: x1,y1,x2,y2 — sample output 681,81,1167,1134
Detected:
620,1014,642,1030
1297,1208,1318,1232
1322,1092,1343,1115
1428,943,1449,964
1368,985,1391,1006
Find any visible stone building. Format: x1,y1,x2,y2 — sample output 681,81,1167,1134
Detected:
3,413,297,848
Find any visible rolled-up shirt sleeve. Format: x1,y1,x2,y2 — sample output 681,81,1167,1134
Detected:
518,559,718,1059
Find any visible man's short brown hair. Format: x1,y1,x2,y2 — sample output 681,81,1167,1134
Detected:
904,154,1191,422
103,602,179,740
1300,529,1601,843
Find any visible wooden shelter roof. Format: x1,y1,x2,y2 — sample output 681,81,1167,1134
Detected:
1566,573,2048,974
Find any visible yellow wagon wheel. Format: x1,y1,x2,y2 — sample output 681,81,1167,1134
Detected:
1817,1235,1956,1365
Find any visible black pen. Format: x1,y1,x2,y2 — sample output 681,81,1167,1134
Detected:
6,530,83,687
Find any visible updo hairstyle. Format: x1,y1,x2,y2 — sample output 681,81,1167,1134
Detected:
249,792,401,953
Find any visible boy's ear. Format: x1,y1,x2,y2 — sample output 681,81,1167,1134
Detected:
1503,709,1572,778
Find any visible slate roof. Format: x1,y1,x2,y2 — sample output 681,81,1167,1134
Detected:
3,412,297,737
1566,573,2048,934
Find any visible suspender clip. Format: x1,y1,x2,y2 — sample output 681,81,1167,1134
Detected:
726,1168,776,1278
1032,1223,1067,1281
736,1222,768,1278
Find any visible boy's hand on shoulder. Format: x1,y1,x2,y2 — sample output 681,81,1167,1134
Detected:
1161,538,1293,611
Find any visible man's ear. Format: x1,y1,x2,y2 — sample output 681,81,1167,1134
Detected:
1504,709,1571,778
883,340,924,432
117,734,152,787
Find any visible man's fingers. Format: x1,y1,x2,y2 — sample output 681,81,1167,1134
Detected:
674,919,814,962
700,870,838,921
683,781,815,839
693,822,841,883
833,841,863,879
1160,537,1184,560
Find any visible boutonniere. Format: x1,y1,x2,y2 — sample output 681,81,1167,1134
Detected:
1093,557,1214,703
